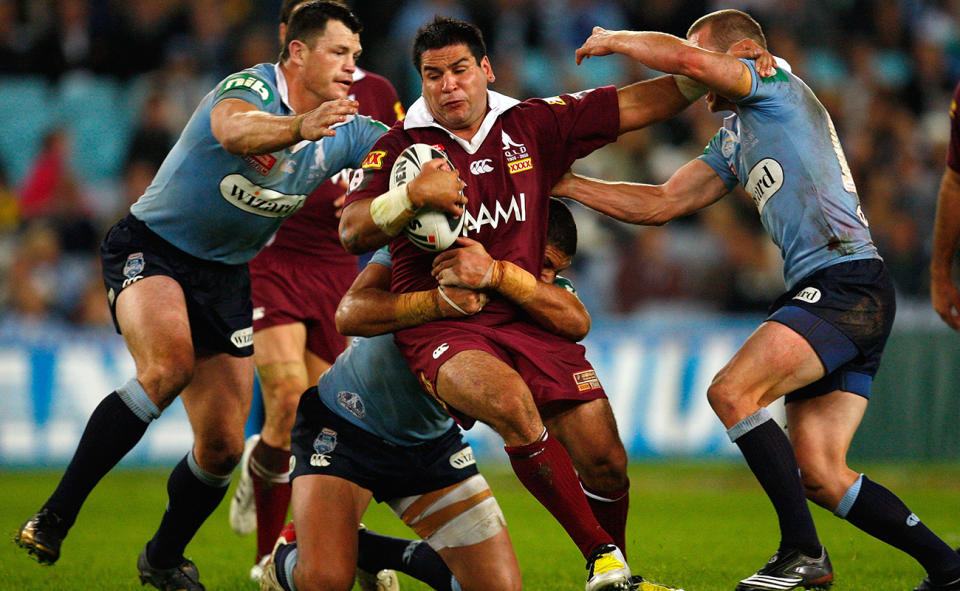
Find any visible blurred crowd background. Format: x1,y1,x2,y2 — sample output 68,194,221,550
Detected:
0,0,957,329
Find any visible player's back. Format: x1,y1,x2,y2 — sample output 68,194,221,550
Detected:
700,60,879,289
316,334,453,445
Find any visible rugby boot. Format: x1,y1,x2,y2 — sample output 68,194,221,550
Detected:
736,547,833,591
137,545,205,591
229,434,259,535
915,549,960,591
586,543,632,591
15,507,68,565
628,574,686,591
356,568,401,591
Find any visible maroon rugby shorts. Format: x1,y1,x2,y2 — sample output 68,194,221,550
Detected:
394,319,606,426
250,248,357,364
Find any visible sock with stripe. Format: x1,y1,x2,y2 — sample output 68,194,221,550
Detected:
358,529,456,591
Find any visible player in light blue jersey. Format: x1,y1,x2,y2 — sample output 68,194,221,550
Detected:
259,201,594,591
15,4,388,591
555,9,960,591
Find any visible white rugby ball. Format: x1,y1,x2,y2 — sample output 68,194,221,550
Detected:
390,143,465,252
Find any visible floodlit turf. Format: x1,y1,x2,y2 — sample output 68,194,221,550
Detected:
2,461,958,590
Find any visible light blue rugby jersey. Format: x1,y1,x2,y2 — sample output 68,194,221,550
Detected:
131,63,387,264
698,59,880,290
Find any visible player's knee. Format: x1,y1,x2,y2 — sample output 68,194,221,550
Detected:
139,357,194,404
577,447,628,491
706,380,743,422
461,569,522,591
195,435,244,474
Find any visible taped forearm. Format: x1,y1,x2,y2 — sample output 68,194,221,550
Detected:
395,290,443,326
370,185,418,236
489,261,537,305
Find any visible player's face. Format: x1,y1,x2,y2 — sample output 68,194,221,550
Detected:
419,44,495,135
688,25,736,113
301,19,361,102
540,243,572,284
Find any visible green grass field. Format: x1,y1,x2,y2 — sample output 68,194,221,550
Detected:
2,461,958,590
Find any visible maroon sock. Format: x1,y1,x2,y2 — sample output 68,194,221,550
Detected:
250,439,292,561
504,429,612,558
582,479,630,557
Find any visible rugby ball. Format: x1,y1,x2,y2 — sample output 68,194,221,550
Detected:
390,143,465,252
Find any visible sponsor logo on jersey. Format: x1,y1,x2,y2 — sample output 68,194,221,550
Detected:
501,131,533,174
433,343,450,359
242,154,276,175
572,369,601,392
462,193,526,233
310,428,337,467
337,391,366,419
220,174,307,218
745,158,784,214
123,252,144,278
543,96,566,105
906,513,919,526
449,446,476,469
230,327,254,349
348,168,366,193
218,74,274,104
361,150,386,169
469,159,493,175
252,306,265,321
793,287,822,303
507,157,532,174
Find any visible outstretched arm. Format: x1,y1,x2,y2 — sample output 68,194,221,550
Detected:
551,159,729,226
210,97,358,155
931,166,960,330
432,238,591,341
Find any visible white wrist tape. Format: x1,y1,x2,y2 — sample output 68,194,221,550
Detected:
437,286,470,316
369,184,416,236
673,74,707,102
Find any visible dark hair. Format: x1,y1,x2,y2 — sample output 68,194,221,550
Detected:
687,9,766,52
412,16,487,73
547,198,577,258
280,1,361,61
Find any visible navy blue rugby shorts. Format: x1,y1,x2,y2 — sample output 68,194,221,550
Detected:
100,213,253,357
767,258,895,401
290,387,479,502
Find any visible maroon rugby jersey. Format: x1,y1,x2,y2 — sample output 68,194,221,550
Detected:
256,68,404,260
949,82,960,173
345,86,619,325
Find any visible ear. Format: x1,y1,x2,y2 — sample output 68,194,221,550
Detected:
480,55,495,83
288,39,309,65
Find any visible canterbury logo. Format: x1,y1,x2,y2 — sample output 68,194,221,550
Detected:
469,159,493,175
432,343,450,359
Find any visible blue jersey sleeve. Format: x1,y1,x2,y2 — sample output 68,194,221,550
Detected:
214,70,278,111
323,115,389,174
369,246,392,268
733,59,789,111
697,130,739,190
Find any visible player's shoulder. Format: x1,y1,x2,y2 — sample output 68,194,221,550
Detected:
214,63,280,109
522,86,616,110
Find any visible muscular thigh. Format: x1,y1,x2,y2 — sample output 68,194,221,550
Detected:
714,320,826,407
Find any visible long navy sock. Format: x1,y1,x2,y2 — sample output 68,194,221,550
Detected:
839,475,960,583
146,453,230,568
728,408,821,556
45,383,159,529
358,529,456,591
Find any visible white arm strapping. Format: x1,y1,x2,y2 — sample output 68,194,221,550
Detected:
369,184,416,237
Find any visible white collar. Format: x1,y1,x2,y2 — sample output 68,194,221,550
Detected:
353,68,367,82
274,63,293,111
403,90,521,154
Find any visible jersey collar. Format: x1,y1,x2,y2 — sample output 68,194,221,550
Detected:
274,63,293,112
404,90,521,155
